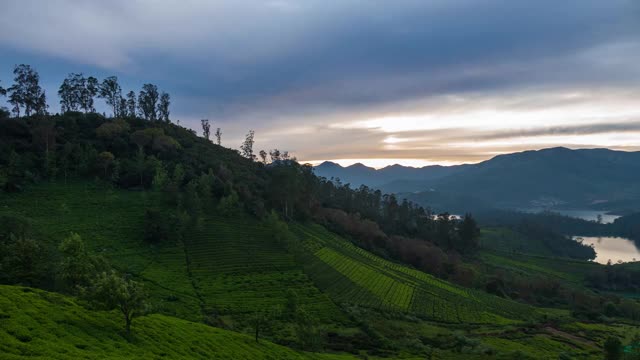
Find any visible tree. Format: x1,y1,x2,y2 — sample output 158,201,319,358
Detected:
158,92,170,122
214,128,222,145
0,80,6,97
59,232,94,290
82,76,99,113
241,130,255,160
201,119,211,140
0,234,49,287
457,213,480,253
138,83,159,121
269,149,281,162
8,64,47,117
90,271,147,337
259,150,268,164
58,73,97,113
97,151,115,179
604,336,622,360
294,308,322,351
126,91,136,117
58,74,80,113
99,76,122,117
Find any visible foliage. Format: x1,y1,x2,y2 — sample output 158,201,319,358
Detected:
241,129,256,159
58,232,95,290
7,64,47,117
89,271,147,336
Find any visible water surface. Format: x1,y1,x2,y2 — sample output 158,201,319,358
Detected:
573,236,640,264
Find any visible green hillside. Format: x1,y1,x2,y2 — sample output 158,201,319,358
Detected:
291,224,535,324
0,181,534,327
187,215,344,321
3,181,627,359
0,285,354,360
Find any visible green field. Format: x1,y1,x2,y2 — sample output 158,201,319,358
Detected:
0,285,355,360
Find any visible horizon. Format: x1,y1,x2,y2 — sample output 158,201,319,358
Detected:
1,1,640,166
308,146,638,169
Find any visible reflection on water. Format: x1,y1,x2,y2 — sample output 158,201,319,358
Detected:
573,236,640,264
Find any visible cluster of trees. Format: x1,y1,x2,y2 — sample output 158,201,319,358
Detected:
0,64,171,122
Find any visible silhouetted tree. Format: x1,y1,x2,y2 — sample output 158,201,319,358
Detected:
241,130,256,160
58,73,81,112
158,92,170,122
8,64,47,116
259,150,268,164
126,90,136,117
138,83,159,120
214,127,222,145
81,76,99,113
269,149,281,162
0,80,6,97
99,76,122,117
201,119,210,140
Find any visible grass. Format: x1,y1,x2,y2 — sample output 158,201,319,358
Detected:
0,285,356,360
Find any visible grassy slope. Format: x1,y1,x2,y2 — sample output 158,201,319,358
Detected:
0,285,354,360
188,215,344,321
0,182,203,321
291,223,535,324
1,182,632,358
0,182,342,325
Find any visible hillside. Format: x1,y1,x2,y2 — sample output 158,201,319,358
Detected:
3,181,633,359
314,147,640,212
0,285,352,360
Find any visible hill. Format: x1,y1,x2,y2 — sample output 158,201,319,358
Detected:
0,285,352,360
314,148,640,212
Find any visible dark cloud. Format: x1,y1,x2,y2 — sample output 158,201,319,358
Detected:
0,1,639,164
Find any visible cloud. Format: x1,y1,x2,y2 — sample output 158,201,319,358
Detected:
0,1,639,165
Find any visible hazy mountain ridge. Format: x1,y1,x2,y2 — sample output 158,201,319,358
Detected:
314,147,640,212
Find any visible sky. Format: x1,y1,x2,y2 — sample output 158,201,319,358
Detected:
1,0,639,168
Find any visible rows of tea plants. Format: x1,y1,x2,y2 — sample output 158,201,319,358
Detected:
186,216,342,318
0,183,205,320
290,223,536,324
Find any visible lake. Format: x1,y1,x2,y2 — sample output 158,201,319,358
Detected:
573,236,640,264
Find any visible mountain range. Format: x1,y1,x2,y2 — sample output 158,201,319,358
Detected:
313,147,640,213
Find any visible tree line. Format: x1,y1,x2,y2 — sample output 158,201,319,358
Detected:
0,64,170,121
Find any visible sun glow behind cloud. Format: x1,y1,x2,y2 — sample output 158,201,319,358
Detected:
309,88,640,167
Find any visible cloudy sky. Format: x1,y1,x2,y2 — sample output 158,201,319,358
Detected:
1,0,639,167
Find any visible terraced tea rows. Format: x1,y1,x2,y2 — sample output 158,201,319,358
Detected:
186,216,343,319
291,223,536,324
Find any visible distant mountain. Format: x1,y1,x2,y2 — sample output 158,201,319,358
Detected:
314,161,464,189
314,147,640,212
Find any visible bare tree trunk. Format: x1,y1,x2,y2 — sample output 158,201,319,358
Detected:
124,312,132,339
